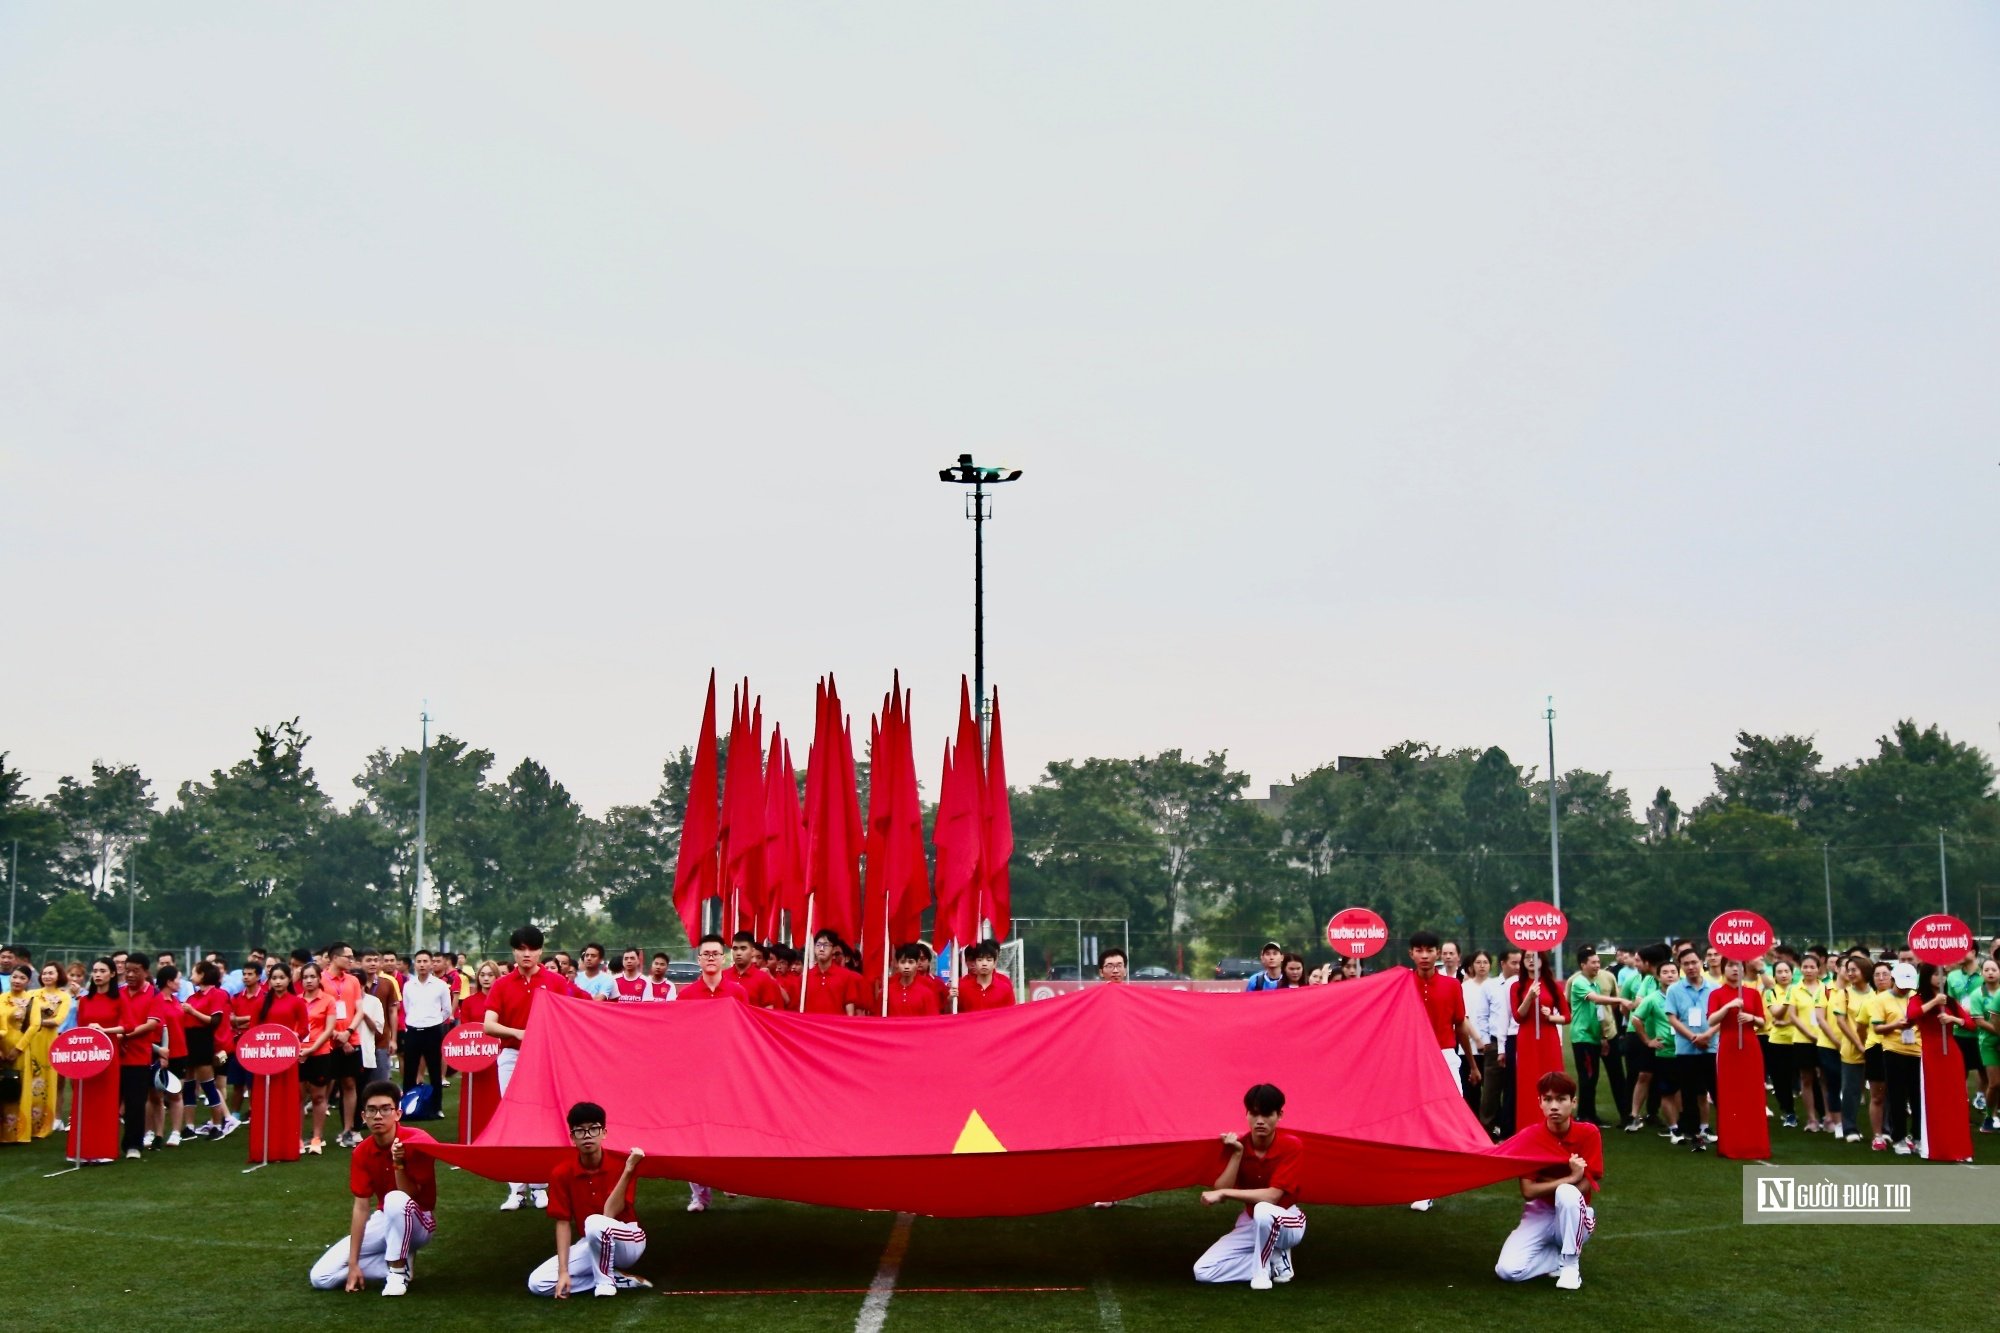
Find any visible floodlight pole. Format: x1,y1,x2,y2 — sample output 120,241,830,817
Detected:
411,704,432,955
939,454,1022,752
1545,698,1561,916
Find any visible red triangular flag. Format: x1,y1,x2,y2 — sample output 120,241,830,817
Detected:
983,687,1013,941
672,671,721,948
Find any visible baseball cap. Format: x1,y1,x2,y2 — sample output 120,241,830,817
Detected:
1891,962,1918,990
1261,940,1284,952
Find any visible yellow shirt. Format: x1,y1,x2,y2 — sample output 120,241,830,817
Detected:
1764,980,1797,1044
1875,990,1921,1057
1829,985,1865,1064
1793,980,1833,1048
1857,988,1883,1049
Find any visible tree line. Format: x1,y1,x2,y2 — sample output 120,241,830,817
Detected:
1,717,1993,967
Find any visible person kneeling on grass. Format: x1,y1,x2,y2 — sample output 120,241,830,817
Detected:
1193,1083,1306,1291
1494,1070,1601,1292
527,1101,653,1299
308,1080,438,1297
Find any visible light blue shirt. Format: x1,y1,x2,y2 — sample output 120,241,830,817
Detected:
573,969,618,1001
221,970,248,996
1665,976,1719,1056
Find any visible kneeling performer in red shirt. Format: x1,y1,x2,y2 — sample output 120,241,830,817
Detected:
308,1080,438,1297
1493,1070,1600,1291
528,1101,651,1298
1193,1083,1306,1290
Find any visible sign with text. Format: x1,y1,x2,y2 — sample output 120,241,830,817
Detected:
1709,909,1773,962
233,1023,301,1075
1906,914,1973,966
1325,907,1388,959
1502,901,1569,950
49,1027,115,1081
442,1022,501,1073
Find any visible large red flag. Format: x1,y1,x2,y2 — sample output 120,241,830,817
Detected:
760,731,804,943
889,685,930,955
671,671,721,948
719,684,767,937
982,687,1014,941
932,677,985,951
804,677,862,949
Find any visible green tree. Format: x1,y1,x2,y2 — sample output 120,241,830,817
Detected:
476,758,591,944
0,753,68,931
355,735,499,952
1706,733,1829,823
31,890,115,951
294,807,400,948
48,761,155,906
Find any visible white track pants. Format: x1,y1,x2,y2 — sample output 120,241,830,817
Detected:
1494,1184,1594,1282
495,1050,544,1195
308,1191,436,1288
1192,1202,1305,1284
527,1214,649,1294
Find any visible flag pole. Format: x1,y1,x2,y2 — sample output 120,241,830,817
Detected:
799,894,814,1014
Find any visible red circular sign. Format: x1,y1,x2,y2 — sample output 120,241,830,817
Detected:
442,1022,501,1073
1908,914,1974,966
233,1022,301,1075
1708,909,1773,963
1325,907,1388,959
1502,900,1569,950
49,1027,115,1081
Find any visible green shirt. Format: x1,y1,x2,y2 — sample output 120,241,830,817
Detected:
1946,966,1983,1007
1567,973,1603,1043
1971,984,2000,1055
1633,992,1673,1049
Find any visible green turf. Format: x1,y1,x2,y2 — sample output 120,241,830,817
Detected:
4,1081,1993,1325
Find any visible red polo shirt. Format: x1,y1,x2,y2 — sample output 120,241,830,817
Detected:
679,974,748,1003
350,1124,439,1213
729,965,784,1009
488,966,563,1049
956,973,1016,1013
1409,968,1467,1049
1231,1131,1307,1214
546,1152,638,1226
803,965,864,1015
118,984,160,1065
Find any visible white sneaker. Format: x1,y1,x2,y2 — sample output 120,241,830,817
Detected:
612,1273,653,1290
1091,1200,1118,1209
383,1268,409,1297
1249,1273,1273,1291
165,1132,182,1147
124,1148,141,1160
1893,1139,1914,1156
531,1187,548,1210
1845,1133,1862,1144
1409,1198,1434,1212
219,1116,242,1139
1272,1252,1294,1284
1556,1262,1581,1290
1975,1092,1987,1112
499,1188,524,1212
687,1185,711,1213
594,1281,617,1297
142,1131,156,1148
52,1119,66,1132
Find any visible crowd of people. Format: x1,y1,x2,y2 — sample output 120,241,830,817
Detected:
7,923,1991,1300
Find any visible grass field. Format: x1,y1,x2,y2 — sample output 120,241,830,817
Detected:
6,1081,1993,1327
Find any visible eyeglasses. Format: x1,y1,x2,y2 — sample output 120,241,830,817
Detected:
361,1105,398,1119
569,1124,605,1138
696,950,725,959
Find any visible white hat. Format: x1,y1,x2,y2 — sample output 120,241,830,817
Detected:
154,1066,183,1096
1891,962,1918,990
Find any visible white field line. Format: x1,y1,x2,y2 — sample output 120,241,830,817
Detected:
1093,1277,1125,1332
855,1211,914,1333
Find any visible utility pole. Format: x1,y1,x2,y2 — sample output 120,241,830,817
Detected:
1822,843,1834,947
1938,827,1949,916
938,454,1023,751
127,848,137,953
1545,697,1561,915
6,839,16,946
411,704,432,955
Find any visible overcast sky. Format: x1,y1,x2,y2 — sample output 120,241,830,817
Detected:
5,4,1996,817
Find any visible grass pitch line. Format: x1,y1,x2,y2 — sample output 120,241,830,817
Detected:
1093,1278,1125,1333
855,1211,914,1333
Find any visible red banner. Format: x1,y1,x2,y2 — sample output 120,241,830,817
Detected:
1326,907,1388,959
1907,914,1973,966
1502,901,1568,950
1024,980,1247,1002
233,1022,301,1075
1708,909,1772,962
442,1022,501,1072
49,1027,115,1080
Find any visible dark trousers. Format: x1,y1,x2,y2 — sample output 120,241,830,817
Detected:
1885,1055,1921,1142
402,1025,445,1095
1816,1048,1844,1118
120,1065,153,1151
1500,1035,1519,1135
1573,1042,1603,1123
1602,1035,1633,1122
1768,1043,1795,1116
1675,1052,1714,1139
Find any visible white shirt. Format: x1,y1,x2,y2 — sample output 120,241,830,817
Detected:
573,968,619,1001
1475,974,1519,1043
401,974,454,1029
357,993,385,1067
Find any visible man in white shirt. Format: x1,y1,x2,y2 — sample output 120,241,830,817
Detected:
572,943,619,1002
400,949,455,1103
1476,950,1522,1137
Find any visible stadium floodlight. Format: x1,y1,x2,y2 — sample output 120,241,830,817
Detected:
937,454,1024,746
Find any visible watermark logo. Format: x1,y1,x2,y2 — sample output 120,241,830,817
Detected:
1743,1166,1987,1225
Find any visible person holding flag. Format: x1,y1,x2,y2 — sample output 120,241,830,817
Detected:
1908,962,1973,1162
307,1080,439,1297
1493,1070,1600,1291
527,1101,651,1298
1707,957,1769,1159
1193,1084,1307,1290
955,941,1015,1013
803,931,864,1016
881,944,943,1017
484,926,562,1210
1510,950,1567,1150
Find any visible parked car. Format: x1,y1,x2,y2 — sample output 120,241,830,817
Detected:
1132,966,1190,981
665,962,700,984
1046,965,1081,980
1212,957,1260,980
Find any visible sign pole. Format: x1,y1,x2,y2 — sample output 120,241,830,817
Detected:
242,1075,272,1174
44,1092,82,1178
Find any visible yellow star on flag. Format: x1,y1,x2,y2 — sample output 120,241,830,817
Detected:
951,1109,1007,1154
